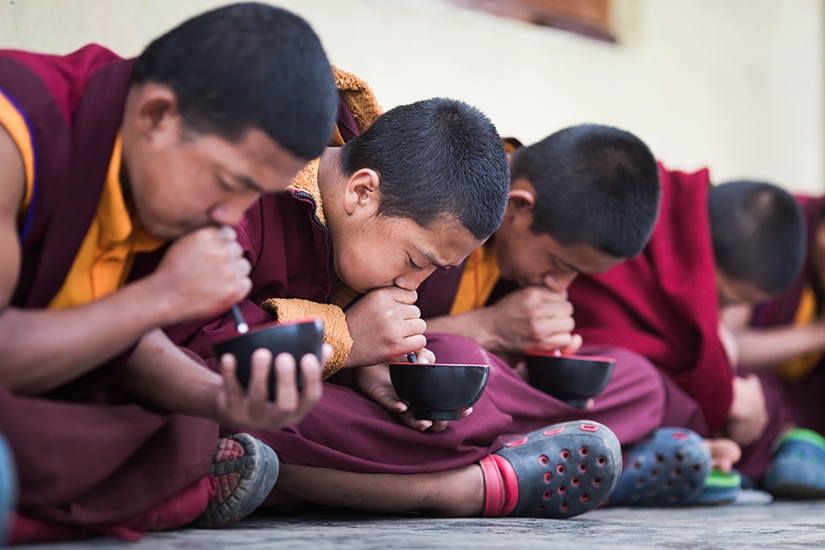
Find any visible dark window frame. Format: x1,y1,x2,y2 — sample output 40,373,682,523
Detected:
445,0,615,42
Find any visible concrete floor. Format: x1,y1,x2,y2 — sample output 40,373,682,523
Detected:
21,501,825,550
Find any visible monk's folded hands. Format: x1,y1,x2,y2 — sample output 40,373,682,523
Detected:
148,225,253,326
476,285,581,354
724,374,769,446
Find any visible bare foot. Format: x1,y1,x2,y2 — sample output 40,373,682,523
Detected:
705,438,742,472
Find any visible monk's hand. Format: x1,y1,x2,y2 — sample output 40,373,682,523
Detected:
718,320,740,369
724,374,768,446
215,343,330,431
344,287,427,368
480,286,581,354
354,350,469,433
705,438,742,473
149,226,252,325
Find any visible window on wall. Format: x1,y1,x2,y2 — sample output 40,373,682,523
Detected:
445,0,615,42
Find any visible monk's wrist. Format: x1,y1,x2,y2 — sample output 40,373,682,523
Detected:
130,273,179,328
471,307,506,352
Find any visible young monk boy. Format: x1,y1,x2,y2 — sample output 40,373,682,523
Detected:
0,4,337,542
415,127,741,506
719,188,825,497
568,173,819,495
722,194,825,376
170,72,702,519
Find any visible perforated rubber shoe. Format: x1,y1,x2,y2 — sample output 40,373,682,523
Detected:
190,433,279,528
490,421,622,519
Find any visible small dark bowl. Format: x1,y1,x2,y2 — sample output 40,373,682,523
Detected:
212,318,324,401
389,363,490,421
525,351,615,408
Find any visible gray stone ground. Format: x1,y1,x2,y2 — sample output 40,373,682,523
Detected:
21,501,825,550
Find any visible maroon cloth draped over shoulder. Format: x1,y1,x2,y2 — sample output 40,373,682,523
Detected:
0,45,216,527
568,163,731,433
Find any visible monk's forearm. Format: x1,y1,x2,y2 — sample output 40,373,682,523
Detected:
120,329,222,420
425,309,501,352
0,276,175,394
735,323,825,367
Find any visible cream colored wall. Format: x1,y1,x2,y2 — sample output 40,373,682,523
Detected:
1,0,822,193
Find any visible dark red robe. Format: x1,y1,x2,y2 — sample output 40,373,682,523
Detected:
0,45,217,534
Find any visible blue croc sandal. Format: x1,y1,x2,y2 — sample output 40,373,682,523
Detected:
692,470,741,505
764,428,825,499
610,428,710,507
493,421,623,519
0,434,17,546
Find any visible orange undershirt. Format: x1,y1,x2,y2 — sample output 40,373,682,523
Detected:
450,242,500,316
0,90,34,215
0,91,164,309
449,139,516,316
776,285,822,382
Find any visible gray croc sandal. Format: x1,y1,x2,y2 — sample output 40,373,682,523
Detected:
190,433,279,528
494,420,622,519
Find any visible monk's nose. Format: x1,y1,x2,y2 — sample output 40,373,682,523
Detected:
210,193,260,226
543,272,579,292
396,266,437,291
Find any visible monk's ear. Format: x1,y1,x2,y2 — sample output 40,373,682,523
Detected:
342,168,380,217
506,188,536,217
132,83,181,139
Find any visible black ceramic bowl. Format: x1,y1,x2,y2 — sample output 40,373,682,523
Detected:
525,351,615,408
388,363,490,421
212,318,324,401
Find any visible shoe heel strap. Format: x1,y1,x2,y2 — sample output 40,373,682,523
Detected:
479,455,504,516
491,454,519,516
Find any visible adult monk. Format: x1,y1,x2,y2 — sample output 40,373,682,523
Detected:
569,173,812,493
415,127,741,506
0,3,336,543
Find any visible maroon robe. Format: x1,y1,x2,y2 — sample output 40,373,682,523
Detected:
0,45,217,529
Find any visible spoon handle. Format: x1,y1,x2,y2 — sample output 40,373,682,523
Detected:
231,304,250,334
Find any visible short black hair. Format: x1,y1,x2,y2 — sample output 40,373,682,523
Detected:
709,180,806,294
510,124,661,258
339,98,509,240
132,3,337,160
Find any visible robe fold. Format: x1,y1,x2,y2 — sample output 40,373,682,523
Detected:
0,45,217,533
